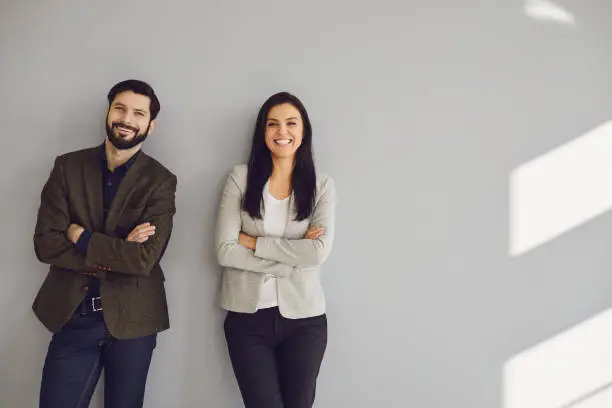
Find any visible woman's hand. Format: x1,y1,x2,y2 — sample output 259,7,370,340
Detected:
239,232,257,250
305,225,325,240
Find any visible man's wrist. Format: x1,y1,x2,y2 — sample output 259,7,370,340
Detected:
75,228,91,254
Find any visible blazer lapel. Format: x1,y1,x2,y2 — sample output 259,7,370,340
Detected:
287,193,296,227
254,198,265,236
82,148,104,231
104,152,149,234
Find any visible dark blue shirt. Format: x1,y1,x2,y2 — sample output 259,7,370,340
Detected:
75,145,139,297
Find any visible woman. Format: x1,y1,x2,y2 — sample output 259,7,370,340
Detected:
215,91,336,408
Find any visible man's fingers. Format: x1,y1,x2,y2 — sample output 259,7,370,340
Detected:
131,223,154,234
133,230,155,240
128,225,155,237
137,229,156,237
137,225,156,234
128,235,151,243
127,224,156,242
132,232,153,241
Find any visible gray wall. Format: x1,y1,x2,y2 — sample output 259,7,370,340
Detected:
1,1,611,407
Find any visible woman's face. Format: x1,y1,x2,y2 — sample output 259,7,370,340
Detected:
265,103,304,160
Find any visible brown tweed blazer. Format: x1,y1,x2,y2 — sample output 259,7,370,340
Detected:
32,145,176,339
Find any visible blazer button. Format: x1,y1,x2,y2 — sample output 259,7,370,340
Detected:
82,285,89,292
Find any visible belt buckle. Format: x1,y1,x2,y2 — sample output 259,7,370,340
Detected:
91,297,103,312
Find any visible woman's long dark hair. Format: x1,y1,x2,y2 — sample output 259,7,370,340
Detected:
242,92,316,221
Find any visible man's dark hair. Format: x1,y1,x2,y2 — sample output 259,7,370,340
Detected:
107,79,161,120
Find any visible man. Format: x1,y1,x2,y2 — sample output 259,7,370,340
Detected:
33,79,177,408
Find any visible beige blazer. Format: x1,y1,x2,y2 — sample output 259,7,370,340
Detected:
215,164,336,318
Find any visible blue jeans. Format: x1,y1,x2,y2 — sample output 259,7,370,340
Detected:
39,312,157,408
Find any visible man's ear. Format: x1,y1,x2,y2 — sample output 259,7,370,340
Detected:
147,120,156,135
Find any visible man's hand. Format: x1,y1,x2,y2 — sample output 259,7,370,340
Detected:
126,222,156,243
239,232,257,250
66,224,85,244
305,226,325,240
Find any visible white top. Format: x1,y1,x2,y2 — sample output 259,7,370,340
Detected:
256,182,290,309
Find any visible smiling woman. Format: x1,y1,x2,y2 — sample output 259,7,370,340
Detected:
264,103,304,163
215,91,336,408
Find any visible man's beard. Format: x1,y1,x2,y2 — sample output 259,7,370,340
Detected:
105,119,151,150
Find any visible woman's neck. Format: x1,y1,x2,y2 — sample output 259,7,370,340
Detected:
270,157,294,181
269,157,294,199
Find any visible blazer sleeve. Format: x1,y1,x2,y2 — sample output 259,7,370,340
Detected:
254,176,336,267
215,170,294,278
83,174,177,277
33,156,94,273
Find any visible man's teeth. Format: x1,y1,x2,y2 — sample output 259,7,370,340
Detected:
274,139,292,145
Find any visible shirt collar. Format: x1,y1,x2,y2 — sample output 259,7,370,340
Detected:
97,143,139,173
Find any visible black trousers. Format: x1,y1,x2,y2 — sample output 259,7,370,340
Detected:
224,307,327,408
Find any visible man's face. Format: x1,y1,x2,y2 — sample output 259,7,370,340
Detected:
106,91,155,150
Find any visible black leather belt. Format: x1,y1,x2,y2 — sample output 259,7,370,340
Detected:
78,296,103,315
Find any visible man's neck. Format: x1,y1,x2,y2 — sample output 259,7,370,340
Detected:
104,139,141,171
